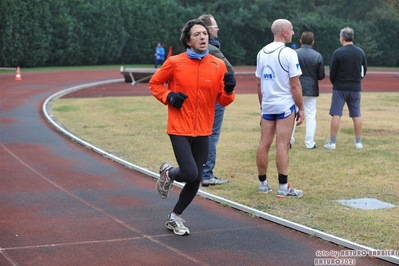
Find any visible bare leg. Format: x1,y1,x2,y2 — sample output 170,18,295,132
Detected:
256,118,276,175
352,116,362,138
275,112,295,175
330,115,341,139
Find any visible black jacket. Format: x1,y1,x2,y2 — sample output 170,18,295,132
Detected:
296,44,325,96
330,44,367,91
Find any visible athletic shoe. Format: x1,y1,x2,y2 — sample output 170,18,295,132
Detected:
156,162,173,199
201,177,229,187
307,144,317,149
324,142,336,150
258,181,272,193
166,213,190,236
355,142,363,149
277,184,304,198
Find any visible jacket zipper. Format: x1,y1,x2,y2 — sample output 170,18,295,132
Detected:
193,59,202,137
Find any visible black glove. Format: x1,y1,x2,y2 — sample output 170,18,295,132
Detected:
167,92,188,109
223,72,236,93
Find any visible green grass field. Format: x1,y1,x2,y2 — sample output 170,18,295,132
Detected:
51,91,399,252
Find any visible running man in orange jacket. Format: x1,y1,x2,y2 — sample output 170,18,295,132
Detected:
149,19,235,236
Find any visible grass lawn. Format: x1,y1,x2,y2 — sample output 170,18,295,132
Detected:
51,90,399,252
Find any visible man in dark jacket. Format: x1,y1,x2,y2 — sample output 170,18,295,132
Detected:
291,31,325,149
198,14,234,187
324,27,367,150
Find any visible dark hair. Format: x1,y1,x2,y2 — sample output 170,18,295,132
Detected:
180,19,209,50
340,27,354,42
300,31,314,45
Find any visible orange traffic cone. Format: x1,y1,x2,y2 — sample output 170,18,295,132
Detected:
15,66,22,81
167,46,173,58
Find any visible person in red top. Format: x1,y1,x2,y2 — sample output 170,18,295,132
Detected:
149,19,236,236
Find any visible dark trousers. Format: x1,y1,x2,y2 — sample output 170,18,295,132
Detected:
168,135,209,215
154,59,164,68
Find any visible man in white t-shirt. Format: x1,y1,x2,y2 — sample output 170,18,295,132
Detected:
255,19,305,198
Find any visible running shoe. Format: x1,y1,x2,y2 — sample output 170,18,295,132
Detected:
258,181,272,193
324,142,336,150
355,142,363,149
166,213,190,235
156,162,173,199
277,184,304,198
201,177,229,187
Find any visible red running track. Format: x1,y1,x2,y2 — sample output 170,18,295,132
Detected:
0,68,397,266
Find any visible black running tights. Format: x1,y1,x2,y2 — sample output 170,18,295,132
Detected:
168,135,209,215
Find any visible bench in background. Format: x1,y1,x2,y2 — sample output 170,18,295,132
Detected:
120,66,157,85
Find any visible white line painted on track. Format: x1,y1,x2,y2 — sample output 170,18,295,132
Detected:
42,79,399,265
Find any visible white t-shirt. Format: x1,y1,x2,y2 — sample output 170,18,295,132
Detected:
256,42,302,114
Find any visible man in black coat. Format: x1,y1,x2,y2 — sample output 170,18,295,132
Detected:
291,31,325,149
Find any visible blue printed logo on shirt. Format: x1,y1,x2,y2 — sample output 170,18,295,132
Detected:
262,65,275,80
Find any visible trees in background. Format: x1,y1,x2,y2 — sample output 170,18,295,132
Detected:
1,0,398,67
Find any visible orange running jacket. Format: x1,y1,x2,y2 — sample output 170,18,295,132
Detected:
149,52,235,137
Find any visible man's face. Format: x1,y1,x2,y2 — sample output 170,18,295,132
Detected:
208,17,219,39
187,24,209,54
284,23,294,43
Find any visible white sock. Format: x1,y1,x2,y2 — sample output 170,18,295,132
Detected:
279,183,288,191
170,212,180,219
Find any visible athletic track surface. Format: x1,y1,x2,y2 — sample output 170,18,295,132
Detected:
1,67,398,266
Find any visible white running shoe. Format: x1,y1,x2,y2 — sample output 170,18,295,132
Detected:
258,181,272,193
156,162,173,199
166,213,190,235
324,142,336,150
277,184,304,198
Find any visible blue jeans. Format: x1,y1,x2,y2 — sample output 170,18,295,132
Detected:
202,102,225,180
154,59,164,68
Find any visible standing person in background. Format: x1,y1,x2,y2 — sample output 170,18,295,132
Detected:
324,27,367,150
198,14,234,187
149,19,235,235
256,19,305,198
154,42,165,68
291,31,325,149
